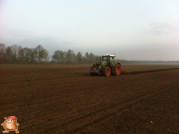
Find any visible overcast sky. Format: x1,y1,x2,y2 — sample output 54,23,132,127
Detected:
0,0,179,60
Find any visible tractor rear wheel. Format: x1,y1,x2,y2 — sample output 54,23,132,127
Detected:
115,64,121,76
103,66,111,77
90,73,94,76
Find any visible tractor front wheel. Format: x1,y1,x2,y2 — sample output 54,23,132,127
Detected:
103,66,111,77
115,64,121,76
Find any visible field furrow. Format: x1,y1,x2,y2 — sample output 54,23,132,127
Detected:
0,65,179,133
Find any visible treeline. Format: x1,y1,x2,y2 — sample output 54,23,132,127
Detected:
1,43,178,65
0,44,98,64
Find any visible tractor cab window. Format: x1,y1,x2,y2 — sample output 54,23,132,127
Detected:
102,56,108,61
110,56,115,61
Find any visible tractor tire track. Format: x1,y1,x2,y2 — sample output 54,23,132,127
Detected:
66,86,176,133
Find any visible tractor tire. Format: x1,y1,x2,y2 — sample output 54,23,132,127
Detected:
90,73,94,76
115,64,121,76
102,66,111,77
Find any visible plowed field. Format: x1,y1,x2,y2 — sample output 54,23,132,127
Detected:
0,64,179,134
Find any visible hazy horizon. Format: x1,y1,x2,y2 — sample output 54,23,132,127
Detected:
0,0,179,60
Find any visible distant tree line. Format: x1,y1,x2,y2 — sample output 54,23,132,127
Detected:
1,43,179,64
0,43,99,64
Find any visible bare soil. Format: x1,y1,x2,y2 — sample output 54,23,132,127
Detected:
0,64,179,134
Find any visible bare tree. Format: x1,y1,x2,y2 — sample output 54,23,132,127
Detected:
52,50,61,63
76,52,82,63
35,45,43,63
11,44,19,64
18,46,25,63
23,47,31,63
5,46,12,63
40,49,49,63
0,43,6,63
35,45,49,64
66,49,76,64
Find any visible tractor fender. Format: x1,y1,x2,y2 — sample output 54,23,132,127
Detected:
116,63,121,66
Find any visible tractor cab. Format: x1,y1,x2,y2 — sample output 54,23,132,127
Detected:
101,54,116,66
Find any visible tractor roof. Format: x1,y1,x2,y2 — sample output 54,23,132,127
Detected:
104,54,116,57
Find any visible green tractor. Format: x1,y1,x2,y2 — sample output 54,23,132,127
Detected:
89,54,121,76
